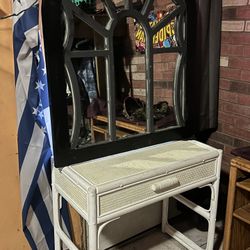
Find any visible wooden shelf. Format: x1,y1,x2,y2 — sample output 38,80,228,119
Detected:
233,203,250,225
236,179,250,192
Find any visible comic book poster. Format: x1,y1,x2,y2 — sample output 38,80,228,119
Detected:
134,9,177,53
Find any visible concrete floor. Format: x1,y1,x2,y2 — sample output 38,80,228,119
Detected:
108,182,227,250
109,203,225,250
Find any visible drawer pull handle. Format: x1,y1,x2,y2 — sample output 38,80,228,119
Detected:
151,177,180,193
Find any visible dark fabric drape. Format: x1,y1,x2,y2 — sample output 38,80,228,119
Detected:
186,0,222,133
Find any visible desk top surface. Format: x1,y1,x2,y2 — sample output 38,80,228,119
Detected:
64,141,219,187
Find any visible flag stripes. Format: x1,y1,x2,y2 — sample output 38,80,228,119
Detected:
13,0,70,248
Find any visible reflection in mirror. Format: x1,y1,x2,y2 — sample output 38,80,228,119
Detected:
153,53,178,131
113,17,147,139
71,0,97,13
136,1,177,51
72,15,106,51
66,57,108,147
62,0,185,148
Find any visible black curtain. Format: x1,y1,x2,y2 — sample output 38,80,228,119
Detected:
186,0,222,134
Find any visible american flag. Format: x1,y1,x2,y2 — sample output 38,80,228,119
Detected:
13,0,70,248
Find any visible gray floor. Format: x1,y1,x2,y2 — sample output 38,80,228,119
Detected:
108,182,228,250
109,213,224,250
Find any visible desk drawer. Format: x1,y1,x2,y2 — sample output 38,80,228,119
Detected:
98,160,216,216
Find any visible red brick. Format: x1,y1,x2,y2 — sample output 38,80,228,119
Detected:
243,46,250,56
221,32,232,44
238,93,250,105
154,53,177,63
235,116,250,130
236,6,250,18
154,88,171,98
223,102,250,117
224,145,234,154
162,71,175,81
220,67,241,80
233,138,250,147
217,122,223,132
230,81,250,94
154,54,162,63
229,57,250,70
241,70,250,81
207,139,225,150
167,62,176,70
153,63,166,72
132,80,145,88
154,81,169,89
219,89,238,103
220,44,244,56
154,71,164,80
218,101,225,111
222,123,250,141
221,32,250,45
210,131,234,145
218,111,237,125
219,79,231,90
222,7,237,20
137,64,145,72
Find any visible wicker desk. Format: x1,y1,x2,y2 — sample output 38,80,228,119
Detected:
52,140,222,250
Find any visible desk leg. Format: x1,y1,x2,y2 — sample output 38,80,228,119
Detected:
162,199,169,233
206,180,220,250
88,187,98,250
223,166,237,250
52,185,62,250
88,224,98,250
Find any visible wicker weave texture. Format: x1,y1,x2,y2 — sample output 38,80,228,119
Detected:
99,160,216,215
55,169,88,212
73,141,213,185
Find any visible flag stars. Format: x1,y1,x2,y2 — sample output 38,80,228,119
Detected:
42,67,46,76
35,50,40,69
38,111,44,120
35,50,40,62
35,80,45,91
41,126,47,134
32,107,39,116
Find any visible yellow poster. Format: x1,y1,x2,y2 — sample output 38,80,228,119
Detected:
135,10,176,52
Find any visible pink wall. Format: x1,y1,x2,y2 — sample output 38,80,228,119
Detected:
0,1,29,249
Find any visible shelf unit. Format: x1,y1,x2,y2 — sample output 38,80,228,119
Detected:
233,203,250,225
223,157,250,250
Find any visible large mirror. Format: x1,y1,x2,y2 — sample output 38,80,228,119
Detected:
63,0,186,148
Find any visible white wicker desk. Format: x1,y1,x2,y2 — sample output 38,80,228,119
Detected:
52,140,222,250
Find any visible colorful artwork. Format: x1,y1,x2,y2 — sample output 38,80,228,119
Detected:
134,10,177,53
71,0,94,6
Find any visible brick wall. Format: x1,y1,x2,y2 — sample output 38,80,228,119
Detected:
124,53,176,105
207,0,250,172
122,0,176,105
98,0,250,172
